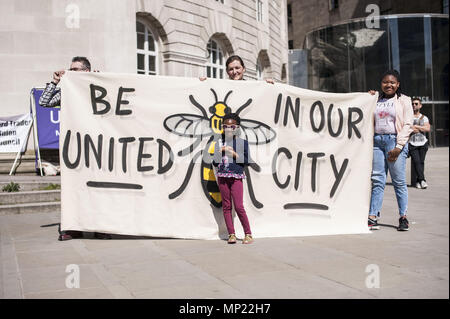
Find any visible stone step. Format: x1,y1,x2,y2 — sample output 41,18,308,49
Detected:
0,181,61,192
0,175,61,182
0,190,60,205
0,154,37,174
0,201,61,215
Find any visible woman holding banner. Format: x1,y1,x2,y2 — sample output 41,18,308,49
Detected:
200,54,274,83
368,70,413,231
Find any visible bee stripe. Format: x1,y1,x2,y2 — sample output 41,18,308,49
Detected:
209,192,222,203
208,142,216,154
203,167,216,181
205,181,220,192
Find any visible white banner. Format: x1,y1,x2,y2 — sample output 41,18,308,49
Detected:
60,72,377,239
0,113,32,153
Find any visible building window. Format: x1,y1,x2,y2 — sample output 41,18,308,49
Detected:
136,20,158,75
215,0,224,4
256,61,263,80
444,0,449,14
281,64,287,83
206,39,225,79
288,40,294,50
287,3,292,25
257,0,263,22
329,0,339,11
256,51,271,80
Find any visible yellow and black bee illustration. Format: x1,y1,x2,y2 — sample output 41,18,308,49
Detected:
163,88,276,208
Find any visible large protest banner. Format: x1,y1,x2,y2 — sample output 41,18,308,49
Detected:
60,72,377,239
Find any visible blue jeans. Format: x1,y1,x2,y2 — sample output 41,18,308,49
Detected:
369,134,409,217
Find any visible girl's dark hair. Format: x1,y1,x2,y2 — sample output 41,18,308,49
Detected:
380,69,402,98
225,55,245,69
223,112,241,125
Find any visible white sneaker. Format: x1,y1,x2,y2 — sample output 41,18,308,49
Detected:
420,180,428,189
415,182,422,189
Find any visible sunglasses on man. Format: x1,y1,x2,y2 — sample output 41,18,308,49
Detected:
69,67,88,71
223,124,239,130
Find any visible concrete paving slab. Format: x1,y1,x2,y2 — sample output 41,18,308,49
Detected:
0,147,448,299
15,247,87,270
134,281,246,299
219,269,373,299
24,286,114,299
20,265,103,295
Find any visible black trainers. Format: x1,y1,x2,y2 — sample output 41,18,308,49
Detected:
368,218,380,230
397,217,409,231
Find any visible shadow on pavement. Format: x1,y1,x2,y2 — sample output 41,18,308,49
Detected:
39,222,183,240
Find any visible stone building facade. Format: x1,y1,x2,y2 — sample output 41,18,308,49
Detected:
0,0,289,173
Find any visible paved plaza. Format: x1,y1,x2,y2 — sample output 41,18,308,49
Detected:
0,148,448,299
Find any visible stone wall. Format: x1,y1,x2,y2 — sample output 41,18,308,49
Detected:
0,0,289,172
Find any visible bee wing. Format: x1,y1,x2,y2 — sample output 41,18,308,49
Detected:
163,114,212,138
239,119,277,145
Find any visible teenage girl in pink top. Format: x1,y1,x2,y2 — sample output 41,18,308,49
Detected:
368,70,414,231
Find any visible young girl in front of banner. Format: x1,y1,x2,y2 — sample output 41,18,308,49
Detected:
213,113,253,244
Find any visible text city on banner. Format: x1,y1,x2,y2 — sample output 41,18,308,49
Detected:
60,72,377,239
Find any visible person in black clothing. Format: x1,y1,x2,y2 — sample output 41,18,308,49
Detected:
408,97,431,189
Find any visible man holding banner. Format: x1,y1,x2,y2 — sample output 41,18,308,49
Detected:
39,56,111,241
39,56,92,108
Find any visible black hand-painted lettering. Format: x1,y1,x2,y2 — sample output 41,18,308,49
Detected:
284,203,329,210
348,107,363,139
330,155,349,198
274,93,283,124
84,134,103,169
118,137,136,173
327,104,344,137
307,152,325,192
310,101,325,132
108,137,114,172
87,181,143,190
272,147,292,189
62,130,81,169
284,96,300,127
157,138,174,174
115,87,135,116
137,137,154,172
294,151,303,191
90,84,110,115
